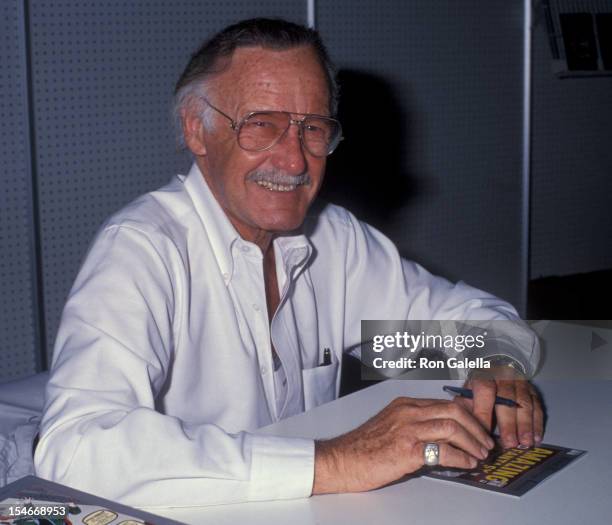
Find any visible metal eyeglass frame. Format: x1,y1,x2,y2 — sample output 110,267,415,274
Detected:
200,97,343,157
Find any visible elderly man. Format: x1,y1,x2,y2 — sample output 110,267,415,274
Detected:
35,18,542,506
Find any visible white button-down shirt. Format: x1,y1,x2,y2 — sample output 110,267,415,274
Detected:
35,164,539,507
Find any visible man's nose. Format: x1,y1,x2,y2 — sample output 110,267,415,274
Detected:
270,123,307,175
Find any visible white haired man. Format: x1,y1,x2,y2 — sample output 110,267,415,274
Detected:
36,18,542,506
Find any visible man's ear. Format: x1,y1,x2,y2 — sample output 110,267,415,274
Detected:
182,107,208,156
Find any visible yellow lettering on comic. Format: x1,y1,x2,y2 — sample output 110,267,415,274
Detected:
486,474,512,483
528,448,554,458
504,462,531,472
512,457,539,467
487,468,518,481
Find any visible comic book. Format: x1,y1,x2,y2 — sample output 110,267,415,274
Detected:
423,442,586,497
0,476,182,525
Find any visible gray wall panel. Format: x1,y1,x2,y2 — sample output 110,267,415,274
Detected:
530,15,612,279
0,0,38,382
319,0,526,309
29,1,306,362
6,1,609,381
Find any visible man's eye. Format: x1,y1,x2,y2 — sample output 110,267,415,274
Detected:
304,124,324,134
246,118,275,129
304,124,331,141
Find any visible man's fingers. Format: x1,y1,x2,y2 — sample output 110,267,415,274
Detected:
417,402,494,451
469,379,496,431
531,390,545,443
425,442,478,469
453,396,473,413
495,380,518,448
391,397,449,408
515,380,535,446
414,418,491,462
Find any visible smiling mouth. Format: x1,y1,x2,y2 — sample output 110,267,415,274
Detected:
255,180,299,192
248,170,310,193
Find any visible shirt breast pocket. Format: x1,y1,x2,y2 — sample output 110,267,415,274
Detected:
301,359,339,411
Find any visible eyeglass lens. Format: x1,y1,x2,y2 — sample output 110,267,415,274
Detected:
238,112,341,156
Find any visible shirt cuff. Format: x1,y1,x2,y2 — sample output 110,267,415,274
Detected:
484,338,540,378
247,434,315,502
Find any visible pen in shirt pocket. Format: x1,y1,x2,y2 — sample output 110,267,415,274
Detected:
319,348,332,366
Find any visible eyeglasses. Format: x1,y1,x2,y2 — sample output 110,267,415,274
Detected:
201,98,343,157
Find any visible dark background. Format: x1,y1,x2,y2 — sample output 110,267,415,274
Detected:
1,0,611,383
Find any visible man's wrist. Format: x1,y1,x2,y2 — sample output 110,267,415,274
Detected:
468,355,527,381
485,355,526,374
313,439,343,495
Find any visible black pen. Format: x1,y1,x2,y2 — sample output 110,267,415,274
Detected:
320,348,331,366
443,385,520,408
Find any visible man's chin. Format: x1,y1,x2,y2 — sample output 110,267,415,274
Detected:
258,214,306,235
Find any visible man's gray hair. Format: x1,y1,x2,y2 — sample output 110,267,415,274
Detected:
173,17,339,149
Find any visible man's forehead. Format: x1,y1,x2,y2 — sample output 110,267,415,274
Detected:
227,45,319,71
209,45,329,112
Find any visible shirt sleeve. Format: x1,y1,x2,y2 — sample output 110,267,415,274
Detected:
339,210,540,378
34,224,315,507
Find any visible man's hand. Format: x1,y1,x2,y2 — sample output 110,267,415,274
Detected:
461,366,545,449
313,397,495,494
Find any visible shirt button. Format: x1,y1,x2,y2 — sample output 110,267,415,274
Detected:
241,245,250,253
252,303,260,311
260,365,267,375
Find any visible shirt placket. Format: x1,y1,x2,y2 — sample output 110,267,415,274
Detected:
231,241,279,420
270,245,311,419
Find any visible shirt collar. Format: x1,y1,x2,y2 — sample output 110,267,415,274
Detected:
183,163,313,285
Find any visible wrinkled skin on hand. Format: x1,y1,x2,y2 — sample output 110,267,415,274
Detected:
459,365,545,449
313,396,496,494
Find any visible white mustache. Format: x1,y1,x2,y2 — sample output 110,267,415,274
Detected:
247,170,310,186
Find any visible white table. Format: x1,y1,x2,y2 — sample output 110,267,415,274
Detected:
157,321,612,525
